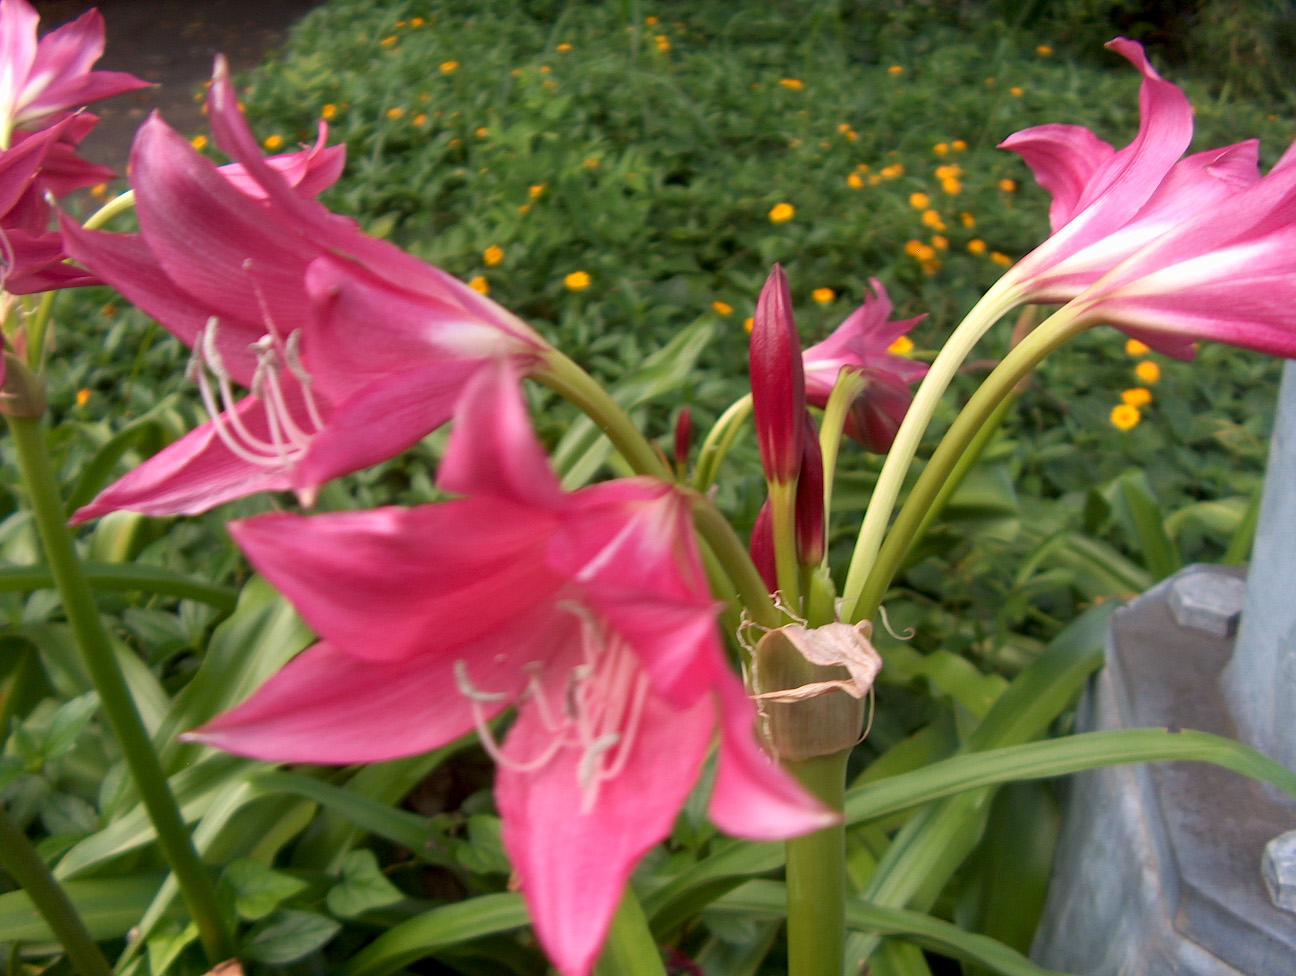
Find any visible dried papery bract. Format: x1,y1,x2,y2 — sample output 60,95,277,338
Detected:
752,620,881,761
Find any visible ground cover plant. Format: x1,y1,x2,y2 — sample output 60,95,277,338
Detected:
4,1,1296,975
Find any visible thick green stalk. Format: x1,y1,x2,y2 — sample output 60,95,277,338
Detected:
852,309,1087,623
4,413,233,964
689,494,781,629
532,350,671,479
0,803,112,976
785,750,850,976
840,278,1021,622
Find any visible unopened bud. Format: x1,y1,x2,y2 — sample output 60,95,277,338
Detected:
794,413,824,565
0,352,45,418
750,265,806,483
673,407,692,472
752,620,881,759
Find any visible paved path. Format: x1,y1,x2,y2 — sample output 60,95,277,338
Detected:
34,0,325,173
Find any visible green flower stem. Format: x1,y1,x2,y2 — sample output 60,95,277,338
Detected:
817,370,867,537
689,493,781,629
692,394,752,492
26,292,56,374
81,190,136,231
0,803,112,976
784,749,850,976
533,350,671,480
4,413,233,965
769,480,802,612
840,278,1021,623
852,308,1087,623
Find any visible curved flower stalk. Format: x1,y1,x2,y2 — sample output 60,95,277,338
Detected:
998,38,1261,323
186,363,833,976
63,57,551,520
802,278,927,453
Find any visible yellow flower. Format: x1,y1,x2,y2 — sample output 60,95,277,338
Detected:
1037,44,1053,56
529,184,547,199
1010,86,1024,97
190,134,209,150
967,238,988,255
941,177,962,195
645,15,660,24
768,202,795,224
263,134,284,151
909,192,930,210
904,240,936,261
998,178,1017,193
75,388,91,407
565,270,591,291
712,300,733,316
931,235,949,250
410,16,425,27
779,78,805,91
847,172,864,189
933,141,950,155
959,212,975,228
540,65,552,74
557,42,573,53
655,35,671,52
1111,404,1141,431
952,139,968,151
413,113,428,126
483,245,505,267
475,126,489,138
468,276,489,295
888,335,915,356
921,209,946,232
743,317,755,333
321,103,337,121
1135,360,1161,384
440,60,459,73
934,164,962,181
1124,338,1150,356
887,65,904,75
990,251,1013,267
387,107,405,119
1121,387,1153,407
812,287,835,304
880,163,904,178
381,35,398,47
90,182,108,198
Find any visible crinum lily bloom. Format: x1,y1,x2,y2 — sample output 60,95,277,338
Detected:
1060,139,1296,359
0,0,149,145
63,57,549,521
997,38,1262,337
802,277,927,452
186,362,834,976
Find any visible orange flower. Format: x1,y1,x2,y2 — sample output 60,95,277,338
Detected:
1135,361,1161,384
1111,404,1141,430
468,276,489,295
1121,387,1153,407
768,202,795,224
483,245,504,267
564,270,591,291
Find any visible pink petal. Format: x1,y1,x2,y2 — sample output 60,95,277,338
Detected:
228,504,565,663
183,640,523,764
999,124,1115,231
217,121,345,200
708,677,838,839
437,359,564,508
749,265,805,482
498,667,715,976
68,394,298,522
0,0,39,134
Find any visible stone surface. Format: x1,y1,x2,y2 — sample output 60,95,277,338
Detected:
1262,830,1296,913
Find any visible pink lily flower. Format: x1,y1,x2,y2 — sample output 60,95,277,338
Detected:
1063,141,1296,359
802,278,927,453
186,363,834,976
62,58,549,521
999,38,1262,329
0,114,103,293
0,0,149,143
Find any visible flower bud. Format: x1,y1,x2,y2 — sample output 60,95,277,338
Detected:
750,265,806,484
673,407,692,472
752,620,881,760
794,413,824,566
749,500,777,592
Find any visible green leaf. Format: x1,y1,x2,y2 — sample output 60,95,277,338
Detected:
241,909,341,964
222,858,310,921
593,889,668,976
327,849,405,918
0,562,237,611
711,881,1072,976
250,769,433,853
145,918,199,976
335,893,529,976
0,873,162,941
1113,470,1181,580
43,691,99,760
